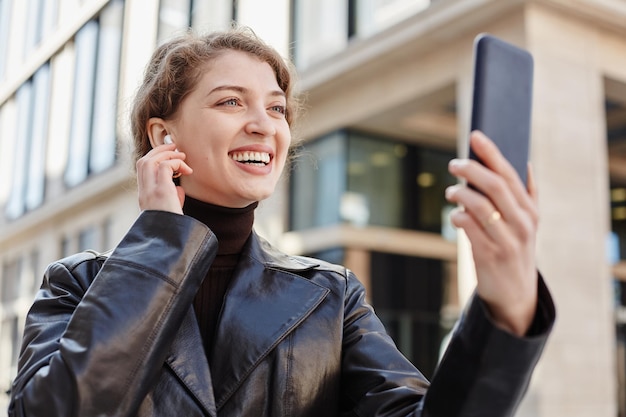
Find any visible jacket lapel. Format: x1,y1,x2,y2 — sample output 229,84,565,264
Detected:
165,308,217,416
210,233,330,410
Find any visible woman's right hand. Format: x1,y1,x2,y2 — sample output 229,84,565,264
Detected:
136,143,193,214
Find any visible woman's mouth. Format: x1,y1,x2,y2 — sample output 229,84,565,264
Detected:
229,151,271,166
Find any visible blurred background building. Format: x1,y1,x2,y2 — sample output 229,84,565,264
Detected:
0,0,625,415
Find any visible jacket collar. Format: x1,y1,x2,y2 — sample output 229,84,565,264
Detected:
245,230,321,271
166,232,330,414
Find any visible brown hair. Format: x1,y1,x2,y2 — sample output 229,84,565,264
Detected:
130,27,301,164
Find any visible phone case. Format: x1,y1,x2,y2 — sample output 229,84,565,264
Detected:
470,34,533,186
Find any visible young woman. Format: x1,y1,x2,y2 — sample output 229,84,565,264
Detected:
8,27,554,417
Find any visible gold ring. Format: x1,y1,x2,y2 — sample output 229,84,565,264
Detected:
172,171,182,179
484,210,501,227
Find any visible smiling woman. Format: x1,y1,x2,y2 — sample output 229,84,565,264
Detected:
8,27,555,417
144,50,291,208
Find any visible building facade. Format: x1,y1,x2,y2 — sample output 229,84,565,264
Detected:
1,0,625,416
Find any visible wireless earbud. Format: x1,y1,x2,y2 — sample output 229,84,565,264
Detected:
163,134,182,179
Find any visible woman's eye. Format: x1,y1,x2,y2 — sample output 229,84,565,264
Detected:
271,105,286,115
220,98,238,106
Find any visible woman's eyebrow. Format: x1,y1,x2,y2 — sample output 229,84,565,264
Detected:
207,85,285,98
208,85,246,95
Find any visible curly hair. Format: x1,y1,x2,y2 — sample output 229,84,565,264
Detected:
130,27,301,164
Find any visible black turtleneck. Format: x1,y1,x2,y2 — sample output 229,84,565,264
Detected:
183,196,257,360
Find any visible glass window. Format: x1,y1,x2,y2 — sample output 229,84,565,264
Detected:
5,64,51,219
41,0,58,37
292,0,349,69
61,220,112,257
1,257,20,303
611,186,626,261
190,0,233,30
102,217,113,250
60,235,73,259
157,0,192,44
353,0,431,38
25,64,51,211
347,133,405,228
0,316,20,369
413,148,457,234
78,226,98,251
290,131,347,230
65,1,123,187
371,252,446,379
28,249,40,293
235,0,290,56
65,20,98,187
23,0,44,56
23,0,58,57
605,87,626,416
289,130,455,233
90,0,123,174
5,83,33,219
0,0,12,80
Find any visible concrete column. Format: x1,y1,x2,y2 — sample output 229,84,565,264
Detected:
344,248,372,303
454,48,477,309
523,4,617,417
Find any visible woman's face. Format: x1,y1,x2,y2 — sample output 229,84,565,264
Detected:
166,50,291,208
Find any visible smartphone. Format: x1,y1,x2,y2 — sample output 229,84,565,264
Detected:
469,34,533,187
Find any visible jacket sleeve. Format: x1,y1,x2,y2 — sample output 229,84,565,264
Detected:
340,270,555,417
8,210,217,417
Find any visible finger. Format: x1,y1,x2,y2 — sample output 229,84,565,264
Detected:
448,206,499,253
135,148,192,213
138,149,191,178
446,184,511,243
450,134,536,234
448,158,524,232
469,131,532,208
156,159,192,183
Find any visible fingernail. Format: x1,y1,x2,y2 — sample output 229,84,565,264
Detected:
472,130,488,143
445,184,460,199
449,159,467,168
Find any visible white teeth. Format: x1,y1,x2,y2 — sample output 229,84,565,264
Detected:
230,151,271,164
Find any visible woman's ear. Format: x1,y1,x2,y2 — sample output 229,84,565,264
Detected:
146,117,169,148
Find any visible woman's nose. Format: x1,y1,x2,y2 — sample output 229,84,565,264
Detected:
244,107,277,137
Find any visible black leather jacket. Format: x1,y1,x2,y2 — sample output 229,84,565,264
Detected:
8,211,554,417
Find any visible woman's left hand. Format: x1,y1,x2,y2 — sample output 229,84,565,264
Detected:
445,130,538,337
